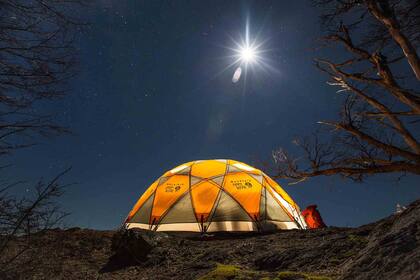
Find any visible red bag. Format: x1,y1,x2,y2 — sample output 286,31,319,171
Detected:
301,205,326,229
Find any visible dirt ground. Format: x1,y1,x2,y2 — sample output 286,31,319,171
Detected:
2,199,419,280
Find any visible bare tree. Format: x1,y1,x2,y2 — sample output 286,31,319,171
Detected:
0,169,71,278
272,0,420,183
0,0,86,155
0,1,85,276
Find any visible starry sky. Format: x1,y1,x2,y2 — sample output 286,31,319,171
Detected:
8,0,419,230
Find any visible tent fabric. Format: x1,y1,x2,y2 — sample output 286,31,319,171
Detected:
125,159,307,232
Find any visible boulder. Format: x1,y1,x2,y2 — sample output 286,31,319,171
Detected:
101,228,171,272
111,229,155,263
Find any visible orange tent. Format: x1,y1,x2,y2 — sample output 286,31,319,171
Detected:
125,159,307,232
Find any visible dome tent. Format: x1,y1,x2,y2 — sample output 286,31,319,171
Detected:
125,159,307,232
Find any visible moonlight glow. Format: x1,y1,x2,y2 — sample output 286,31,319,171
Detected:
221,19,277,85
239,46,257,63
224,20,264,70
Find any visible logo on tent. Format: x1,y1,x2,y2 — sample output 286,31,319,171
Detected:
165,184,183,192
231,179,253,190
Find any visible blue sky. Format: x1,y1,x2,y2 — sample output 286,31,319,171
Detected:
7,0,419,229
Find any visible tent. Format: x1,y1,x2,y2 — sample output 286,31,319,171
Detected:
125,159,307,232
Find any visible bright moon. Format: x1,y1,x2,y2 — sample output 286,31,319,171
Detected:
239,46,256,63
226,19,275,84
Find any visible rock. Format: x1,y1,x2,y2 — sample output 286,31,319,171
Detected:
111,228,158,263
339,199,420,280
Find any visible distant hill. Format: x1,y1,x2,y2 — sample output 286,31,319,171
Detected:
3,199,419,280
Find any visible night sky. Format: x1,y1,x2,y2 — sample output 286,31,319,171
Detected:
8,1,419,230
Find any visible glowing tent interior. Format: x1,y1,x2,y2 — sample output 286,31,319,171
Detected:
125,159,307,232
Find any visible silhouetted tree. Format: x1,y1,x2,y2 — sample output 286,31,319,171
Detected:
0,169,71,277
0,0,86,155
272,0,420,183
0,0,84,276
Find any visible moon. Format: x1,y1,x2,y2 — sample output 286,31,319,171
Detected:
239,46,257,64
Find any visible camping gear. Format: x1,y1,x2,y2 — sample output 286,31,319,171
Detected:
301,205,326,229
125,159,307,232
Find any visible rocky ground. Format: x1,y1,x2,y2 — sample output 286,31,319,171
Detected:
2,199,419,280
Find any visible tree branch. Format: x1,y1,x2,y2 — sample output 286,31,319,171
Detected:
367,0,420,80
